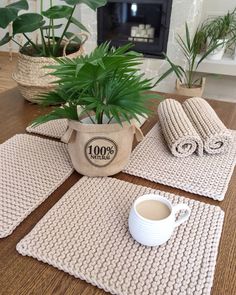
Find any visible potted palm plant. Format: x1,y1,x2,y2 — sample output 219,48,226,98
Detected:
0,0,107,102
32,43,169,177
202,9,236,60
163,23,220,96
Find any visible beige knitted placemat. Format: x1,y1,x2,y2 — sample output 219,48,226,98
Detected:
183,97,233,155
123,124,236,201
26,119,68,139
17,177,224,295
0,134,73,238
158,99,203,157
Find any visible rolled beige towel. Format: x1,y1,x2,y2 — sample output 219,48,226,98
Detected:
183,97,233,154
158,99,203,157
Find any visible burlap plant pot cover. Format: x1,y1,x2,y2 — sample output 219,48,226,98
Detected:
61,120,144,176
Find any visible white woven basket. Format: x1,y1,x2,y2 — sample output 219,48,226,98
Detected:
12,33,88,103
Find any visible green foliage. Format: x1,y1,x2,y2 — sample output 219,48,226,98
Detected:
63,0,107,11
0,0,107,57
13,13,45,34
202,9,236,45
0,0,28,29
42,5,73,19
163,23,222,88
32,43,164,126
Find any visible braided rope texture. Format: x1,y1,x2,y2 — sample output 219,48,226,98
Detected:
26,119,68,139
158,99,203,157
183,97,233,154
0,134,73,238
123,124,236,201
17,177,224,295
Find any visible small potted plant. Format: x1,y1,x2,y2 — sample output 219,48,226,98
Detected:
202,9,236,60
163,23,220,96
32,43,169,177
0,0,107,102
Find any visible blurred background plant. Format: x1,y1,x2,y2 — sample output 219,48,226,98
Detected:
0,0,107,57
163,23,221,89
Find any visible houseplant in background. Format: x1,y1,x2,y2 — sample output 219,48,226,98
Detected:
163,23,220,96
32,43,170,177
202,8,236,60
0,0,107,102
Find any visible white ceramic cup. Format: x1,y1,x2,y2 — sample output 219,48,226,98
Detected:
128,194,191,247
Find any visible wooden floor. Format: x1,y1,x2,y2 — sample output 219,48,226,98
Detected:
0,52,17,92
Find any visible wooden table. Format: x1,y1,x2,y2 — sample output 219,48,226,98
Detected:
0,88,235,295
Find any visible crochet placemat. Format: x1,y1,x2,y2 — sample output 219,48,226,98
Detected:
0,134,73,238
26,119,68,139
123,124,236,201
17,177,224,295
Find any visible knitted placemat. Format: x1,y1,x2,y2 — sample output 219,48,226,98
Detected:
26,119,68,139
17,177,224,295
183,97,233,154
123,124,236,201
0,134,73,238
158,99,203,157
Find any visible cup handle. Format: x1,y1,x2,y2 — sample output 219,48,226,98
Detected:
172,204,191,227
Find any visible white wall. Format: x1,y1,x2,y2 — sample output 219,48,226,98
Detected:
201,0,236,20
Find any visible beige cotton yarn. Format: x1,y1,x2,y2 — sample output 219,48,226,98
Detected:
0,134,73,238
26,119,68,139
158,99,203,157
183,97,233,154
123,123,236,201
17,176,224,295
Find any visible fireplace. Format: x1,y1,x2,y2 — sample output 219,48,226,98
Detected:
97,0,173,58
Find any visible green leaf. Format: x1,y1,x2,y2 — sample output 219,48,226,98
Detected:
42,24,63,30
63,0,107,11
42,5,73,19
7,0,28,10
13,13,45,34
0,0,28,29
0,8,17,28
0,32,12,46
69,16,89,33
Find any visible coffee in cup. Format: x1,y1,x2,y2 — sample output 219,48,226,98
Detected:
129,194,191,247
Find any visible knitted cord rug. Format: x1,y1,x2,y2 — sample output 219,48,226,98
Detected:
123,124,236,201
0,134,73,238
26,119,68,139
17,177,224,295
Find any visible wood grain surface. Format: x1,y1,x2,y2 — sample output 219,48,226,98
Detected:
0,88,235,295
0,52,17,93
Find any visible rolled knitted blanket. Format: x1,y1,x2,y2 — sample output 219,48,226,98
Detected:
158,99,203,157
183,97,233,154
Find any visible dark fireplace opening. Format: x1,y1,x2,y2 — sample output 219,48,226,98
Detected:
97,0,173,58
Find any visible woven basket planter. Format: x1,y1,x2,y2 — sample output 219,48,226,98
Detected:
175,78,206,97
12,34,88,103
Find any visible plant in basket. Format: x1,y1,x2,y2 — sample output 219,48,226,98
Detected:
32,43,171,177
163,23,221,97
0,0,107,102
